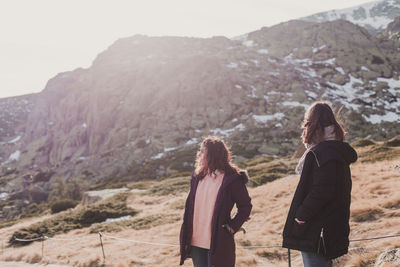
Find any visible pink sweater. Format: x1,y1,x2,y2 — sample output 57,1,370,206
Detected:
191,171,224,249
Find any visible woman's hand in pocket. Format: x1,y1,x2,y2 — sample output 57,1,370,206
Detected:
295,218,306,225
292,218,307,237
222,224,235,235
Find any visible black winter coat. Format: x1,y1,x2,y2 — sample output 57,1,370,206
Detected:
282,140,357,260
180,171,252,267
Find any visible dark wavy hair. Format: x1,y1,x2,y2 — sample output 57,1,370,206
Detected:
194,136,240,179
301,101,345,145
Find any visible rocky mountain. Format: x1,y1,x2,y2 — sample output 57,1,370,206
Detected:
0,94,36,166
301,0,400,35
379,15,400,41
1,15,400,218
0,94,36,140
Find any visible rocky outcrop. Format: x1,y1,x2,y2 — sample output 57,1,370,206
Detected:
375,248,400,267
8,187,48,203
0,94,36,141
380,16,400,41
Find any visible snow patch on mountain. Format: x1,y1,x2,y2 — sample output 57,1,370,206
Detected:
211,123,246,137
243,40,255,47
8,136,21,143
253,113,285,124
226,62,238,68
301,0,400,33
324,75,365,110
282,101,310,109
185,138,198,146
312,45,327,53
257,49,269,54
363,112,399,123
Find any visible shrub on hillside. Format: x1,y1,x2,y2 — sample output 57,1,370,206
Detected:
9,193,137,246
238,156,274,168
247,159,296,187
257,249,286,261
49,177,88,201
385,137,400,147
351,207,384,222
33,170,55,183
359,144,400,163
0,219,17,229
126,147,196,182
50,199,79,214
127,180,155,190
148,176,190,196
89,214,180,233
20,203,48,218
351,138,375,147
250,173,281,186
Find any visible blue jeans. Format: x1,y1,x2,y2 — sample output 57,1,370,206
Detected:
191,246,210,267
301,251,333,267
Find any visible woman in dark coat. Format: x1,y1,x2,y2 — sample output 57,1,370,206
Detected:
180,136,252,267
282,102,357,267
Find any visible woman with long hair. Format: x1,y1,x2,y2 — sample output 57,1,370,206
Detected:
180,136,252,267
282,101,358,267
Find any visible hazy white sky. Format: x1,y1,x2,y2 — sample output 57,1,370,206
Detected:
0,0,375,98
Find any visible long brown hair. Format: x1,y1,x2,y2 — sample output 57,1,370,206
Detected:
194,136,240,179
301,101,345,145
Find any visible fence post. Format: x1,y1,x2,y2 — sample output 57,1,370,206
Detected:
287,248,291,267
99,232,106,263
41,236,45,259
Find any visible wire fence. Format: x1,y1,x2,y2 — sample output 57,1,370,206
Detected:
5,232,400,267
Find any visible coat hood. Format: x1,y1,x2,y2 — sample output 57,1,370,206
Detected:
220,170,249,189
238,170,249,183
311,140,358,167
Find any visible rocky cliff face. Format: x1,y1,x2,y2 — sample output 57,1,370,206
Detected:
380,16,400,41
301,0,400,35
0,94,36,166
1,19,400,206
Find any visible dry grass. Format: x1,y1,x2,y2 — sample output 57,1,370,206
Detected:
346,254,376,267
358,144,399,163
9,193,137,246
26,253,42,263
0,143,398,266
89,214,180,233
351,207,385,222
351,138,375,148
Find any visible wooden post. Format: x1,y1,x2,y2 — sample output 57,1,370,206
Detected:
99,232,106,263
288,248,291,267
41,237,45,259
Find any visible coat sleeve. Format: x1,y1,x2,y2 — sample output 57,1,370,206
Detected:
179,175,194,264
295,160,338,221
229,180,252,233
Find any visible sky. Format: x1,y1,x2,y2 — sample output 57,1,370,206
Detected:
0,0,376,99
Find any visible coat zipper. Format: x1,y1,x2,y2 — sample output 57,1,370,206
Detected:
317,228,327,254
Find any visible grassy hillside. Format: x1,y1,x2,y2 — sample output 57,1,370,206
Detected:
0,140,399,266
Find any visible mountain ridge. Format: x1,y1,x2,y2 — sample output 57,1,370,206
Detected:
301,0,400,35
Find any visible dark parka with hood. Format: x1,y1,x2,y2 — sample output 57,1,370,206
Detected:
283,140,357,260
180,170,252,267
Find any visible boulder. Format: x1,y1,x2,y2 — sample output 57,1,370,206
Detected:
375,248,400,267
29,186,49,203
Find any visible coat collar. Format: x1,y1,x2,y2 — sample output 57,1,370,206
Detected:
192,170,249,191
